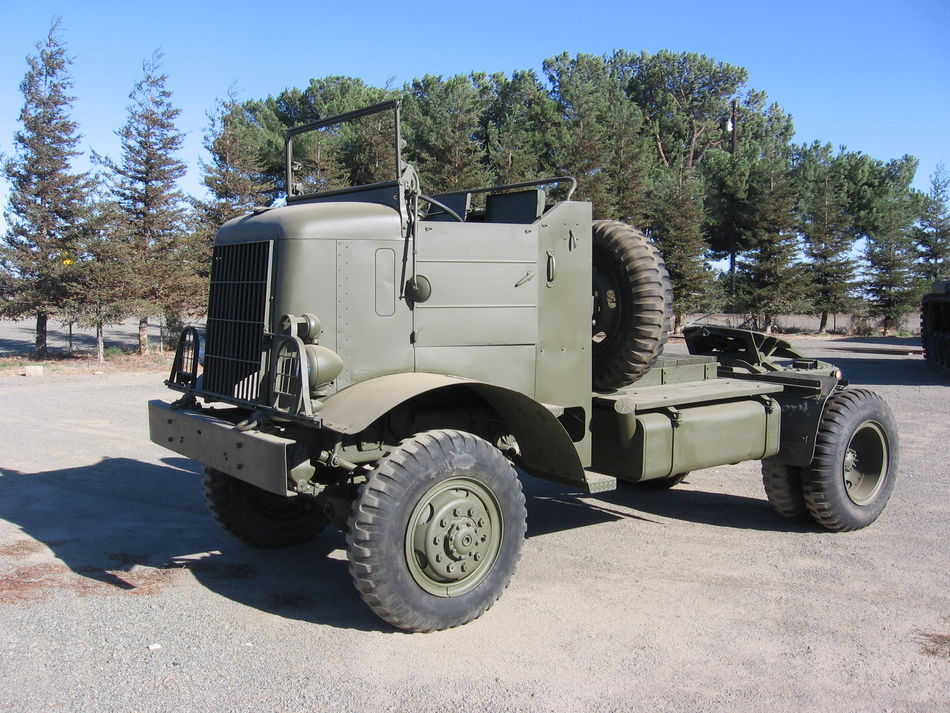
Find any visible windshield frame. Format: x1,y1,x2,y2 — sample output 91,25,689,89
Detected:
284,100,402,203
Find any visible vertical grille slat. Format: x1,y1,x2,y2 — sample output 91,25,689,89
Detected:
203,241,272,402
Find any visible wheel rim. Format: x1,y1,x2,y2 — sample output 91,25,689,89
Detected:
843,421,888,506
592,258,622,355
405,478,502,597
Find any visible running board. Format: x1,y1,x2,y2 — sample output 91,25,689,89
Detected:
584,470,617,494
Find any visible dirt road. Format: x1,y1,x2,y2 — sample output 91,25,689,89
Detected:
0,339,947,712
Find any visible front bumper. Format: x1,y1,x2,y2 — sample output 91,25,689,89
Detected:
148,400,293,495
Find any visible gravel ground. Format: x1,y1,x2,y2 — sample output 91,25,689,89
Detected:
0,338,947,712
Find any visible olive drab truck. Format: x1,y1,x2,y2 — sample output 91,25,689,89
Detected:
149,101,899,632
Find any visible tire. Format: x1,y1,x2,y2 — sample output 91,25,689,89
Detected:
761,459,809,521
202,468,327,548
801,389,898,531
346,429,526,632
632,472,689,490
592,220,672,391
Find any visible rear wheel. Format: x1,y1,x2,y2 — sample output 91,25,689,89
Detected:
202,468,327,548
801,389,898,531
346,429,526,632
761,460,809,521
592,220,672,390
632,472,689,490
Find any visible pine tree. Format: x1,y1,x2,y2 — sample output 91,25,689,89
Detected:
94,51,188,353
401,74,492,193
734,107,808,331
857,156,925,333
1,21,95,358
476,70,560,186
544,53,648,219
621,50,747,177
915,164,950,284
793,143,861,331
198,92,274,219
648,172,719,329
63,200,134,362
192,92,274,257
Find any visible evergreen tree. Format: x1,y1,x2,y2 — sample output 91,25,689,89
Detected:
860,157,926,333
915,164,950,284
94,52,188,353
618,50,756,293
544,53,649,220
793,143,862,331
621,50,747,177
648,172,719,329
240,77,392,194
476,70,560,186
198,92,275,220
733,107,808,331
1,22,95,357
190,91,276,280
401,74,491,193
63,200,133,362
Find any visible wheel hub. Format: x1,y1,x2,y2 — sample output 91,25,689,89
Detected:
406,479,501,597
843,422,888,506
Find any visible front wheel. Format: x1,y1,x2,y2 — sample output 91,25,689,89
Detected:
801,389,898,531
202,468,327,548
346,429,526,632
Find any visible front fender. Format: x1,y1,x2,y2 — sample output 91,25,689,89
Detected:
319,373,586,486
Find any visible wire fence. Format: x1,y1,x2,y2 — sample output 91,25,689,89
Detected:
0,311,922,358
0,318,198,357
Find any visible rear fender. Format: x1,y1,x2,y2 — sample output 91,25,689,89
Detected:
319,373,585,485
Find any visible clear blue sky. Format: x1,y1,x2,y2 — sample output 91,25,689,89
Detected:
2,0,948,216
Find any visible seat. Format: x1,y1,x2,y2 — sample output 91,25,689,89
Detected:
484,189,546,224
424,192,471,222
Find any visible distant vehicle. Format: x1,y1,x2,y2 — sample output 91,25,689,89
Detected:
150,101,899,631
921,281,950,368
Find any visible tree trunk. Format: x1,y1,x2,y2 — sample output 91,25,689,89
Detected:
96,322,105,364
34,313,48,359
818,311,829,333
138,316,149,354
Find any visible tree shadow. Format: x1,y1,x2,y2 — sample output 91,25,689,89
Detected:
0,458,384,632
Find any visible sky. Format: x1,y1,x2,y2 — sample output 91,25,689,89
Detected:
1,0,948,218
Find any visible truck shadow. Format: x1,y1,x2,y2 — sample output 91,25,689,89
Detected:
521,476,817,535
0,458,382,632
0,457,812,632
816,355,947,387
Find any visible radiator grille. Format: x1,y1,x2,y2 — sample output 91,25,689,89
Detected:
203,241,273,401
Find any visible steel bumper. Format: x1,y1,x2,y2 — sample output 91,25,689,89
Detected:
148,400,292,495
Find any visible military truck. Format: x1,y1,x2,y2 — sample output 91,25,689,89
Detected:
149,101,898,632
921,281,950,368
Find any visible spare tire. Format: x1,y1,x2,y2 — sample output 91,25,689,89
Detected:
592,220,672,390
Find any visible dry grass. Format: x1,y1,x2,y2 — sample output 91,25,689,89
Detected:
0,351,173,377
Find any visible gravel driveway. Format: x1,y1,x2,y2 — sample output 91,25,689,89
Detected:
0,338,947,712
